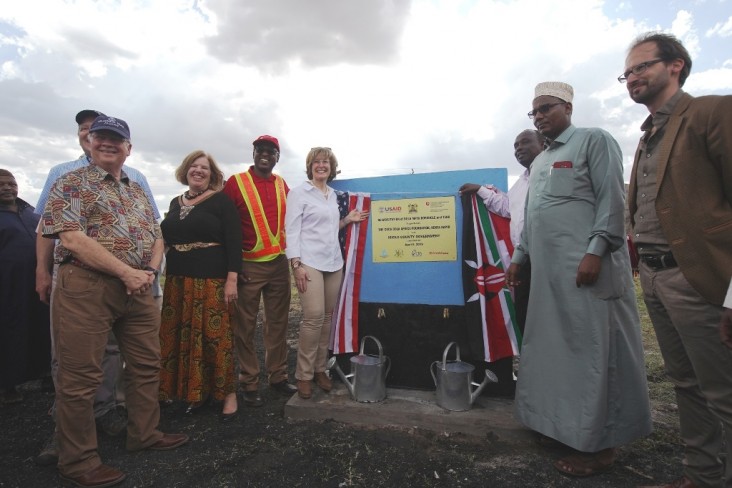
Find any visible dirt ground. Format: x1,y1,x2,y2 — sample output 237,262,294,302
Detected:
1,293,685,488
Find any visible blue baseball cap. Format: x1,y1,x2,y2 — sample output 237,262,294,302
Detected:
75,109,105,124
89,116,131,140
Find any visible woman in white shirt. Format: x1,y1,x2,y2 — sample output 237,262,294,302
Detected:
285,147,367,399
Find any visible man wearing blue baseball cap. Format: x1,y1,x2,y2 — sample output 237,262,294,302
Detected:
41,116,187,488
34,110,161,466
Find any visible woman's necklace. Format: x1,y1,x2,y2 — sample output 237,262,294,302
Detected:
309,181,329,198
184,188,206,200
180,188,206,220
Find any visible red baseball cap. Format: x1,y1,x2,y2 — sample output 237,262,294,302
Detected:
252,135,280,152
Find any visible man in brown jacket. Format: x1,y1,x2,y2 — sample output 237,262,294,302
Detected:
623,32,732,488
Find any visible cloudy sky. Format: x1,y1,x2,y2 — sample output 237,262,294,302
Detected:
1,0,730,212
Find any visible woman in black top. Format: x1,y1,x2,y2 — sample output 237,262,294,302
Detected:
159,151,242,420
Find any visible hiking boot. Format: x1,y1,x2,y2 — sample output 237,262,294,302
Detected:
297,380,312,399
96,407,127,436
314,372,332,392
35,431,59,466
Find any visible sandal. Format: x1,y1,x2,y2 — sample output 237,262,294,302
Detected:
554,449,615,477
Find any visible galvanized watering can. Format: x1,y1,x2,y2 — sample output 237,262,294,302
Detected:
327,335,391,402
430,342,498,411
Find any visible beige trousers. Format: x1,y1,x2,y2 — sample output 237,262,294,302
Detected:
295,264,343,381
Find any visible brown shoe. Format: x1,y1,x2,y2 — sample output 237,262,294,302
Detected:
35,430,59,466
639,476,699,488
59,464,126,488
147,433,189,451
314,372,332,392
297,380,312,399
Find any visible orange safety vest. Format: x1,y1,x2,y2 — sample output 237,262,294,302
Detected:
234,172,287,262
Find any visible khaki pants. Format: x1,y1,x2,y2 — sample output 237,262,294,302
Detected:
295,265,342,381
231,255,291,390
53,264,164,477
640,262,732,488
50,263,124,417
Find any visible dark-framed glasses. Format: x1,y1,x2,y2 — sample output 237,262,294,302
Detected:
618,58,664,83
527,102,565,119
90,132,127,144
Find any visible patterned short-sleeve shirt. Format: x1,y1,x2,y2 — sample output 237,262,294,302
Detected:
42,164,161,269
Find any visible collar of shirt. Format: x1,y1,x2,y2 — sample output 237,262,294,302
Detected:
304,181,332,195
641,89,685,133
248,165,276,182
546,124,576,150
0,197,32,213
87,162,130,184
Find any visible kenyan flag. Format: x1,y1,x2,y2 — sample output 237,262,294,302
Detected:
461,194,520,362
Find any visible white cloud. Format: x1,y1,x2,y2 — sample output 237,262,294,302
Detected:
706,15,732,37
0,0,730,211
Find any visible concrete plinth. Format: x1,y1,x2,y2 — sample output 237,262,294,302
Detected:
284,383,533,443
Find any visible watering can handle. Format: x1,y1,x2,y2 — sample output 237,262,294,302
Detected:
384,356,391,378
442,341,461,365
430,361,439,386
360,335,385,361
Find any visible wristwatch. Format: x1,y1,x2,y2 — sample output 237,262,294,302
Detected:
291,260,302,269
144,266,159,277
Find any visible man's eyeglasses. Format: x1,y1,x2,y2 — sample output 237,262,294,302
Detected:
617,58,664,83
527,102,566,119
90,132,127,144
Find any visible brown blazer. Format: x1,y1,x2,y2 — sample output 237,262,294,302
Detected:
628,92,732,306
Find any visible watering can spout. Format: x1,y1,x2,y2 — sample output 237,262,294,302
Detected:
326,356,355,397
470,368,499,404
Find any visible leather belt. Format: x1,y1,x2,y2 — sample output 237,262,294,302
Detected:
640,252,677,270
171,242,221,252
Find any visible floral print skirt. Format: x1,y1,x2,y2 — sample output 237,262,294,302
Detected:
159,275,236,403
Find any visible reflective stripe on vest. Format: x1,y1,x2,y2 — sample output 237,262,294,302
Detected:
234,172,286,262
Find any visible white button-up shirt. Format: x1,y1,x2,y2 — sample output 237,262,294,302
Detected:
285,182,344,272
476,168,529,248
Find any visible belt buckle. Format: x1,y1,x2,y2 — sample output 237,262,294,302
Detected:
643,254,661,270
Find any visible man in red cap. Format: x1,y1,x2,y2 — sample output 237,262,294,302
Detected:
223,135,296,407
